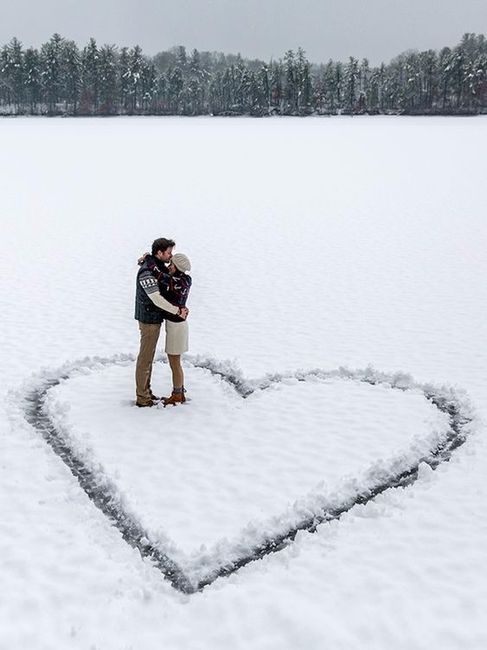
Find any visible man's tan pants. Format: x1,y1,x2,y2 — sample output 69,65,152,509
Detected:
135,322,161,404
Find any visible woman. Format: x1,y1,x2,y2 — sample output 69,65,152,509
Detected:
144,252,192,406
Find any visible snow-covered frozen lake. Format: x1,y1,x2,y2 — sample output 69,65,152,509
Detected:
1,116,486,649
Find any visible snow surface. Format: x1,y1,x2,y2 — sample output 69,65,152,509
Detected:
1,116,487,649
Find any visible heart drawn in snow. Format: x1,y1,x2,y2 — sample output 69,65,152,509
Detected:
21,354,473,594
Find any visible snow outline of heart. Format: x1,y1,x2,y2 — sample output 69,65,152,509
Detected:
11,353,476,594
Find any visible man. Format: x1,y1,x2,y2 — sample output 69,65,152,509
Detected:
134,237,188,407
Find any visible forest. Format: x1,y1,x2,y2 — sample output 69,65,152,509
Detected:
0,32,486,116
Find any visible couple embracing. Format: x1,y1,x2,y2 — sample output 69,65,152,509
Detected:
134,237,192,408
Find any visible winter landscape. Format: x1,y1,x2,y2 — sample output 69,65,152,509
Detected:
0,115,486,649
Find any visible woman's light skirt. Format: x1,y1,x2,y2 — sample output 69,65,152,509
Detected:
165,319,189,355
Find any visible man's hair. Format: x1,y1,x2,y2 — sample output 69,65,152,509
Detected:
151,238,176,256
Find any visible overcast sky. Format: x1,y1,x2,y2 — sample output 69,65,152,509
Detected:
1,0,487,64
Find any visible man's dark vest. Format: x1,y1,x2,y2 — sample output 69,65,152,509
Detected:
134,256,166,324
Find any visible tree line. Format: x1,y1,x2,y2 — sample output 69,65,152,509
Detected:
1,33,486,116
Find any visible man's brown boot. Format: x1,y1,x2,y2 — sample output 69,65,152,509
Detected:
136,400,154,408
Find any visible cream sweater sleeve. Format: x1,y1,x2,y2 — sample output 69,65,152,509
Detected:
139,272,179,315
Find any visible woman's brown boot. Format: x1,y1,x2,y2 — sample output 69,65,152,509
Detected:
163,387,186,407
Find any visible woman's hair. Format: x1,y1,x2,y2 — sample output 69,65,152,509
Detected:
151,237,176,256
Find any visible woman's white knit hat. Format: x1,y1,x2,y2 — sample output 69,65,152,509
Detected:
172,253,191,273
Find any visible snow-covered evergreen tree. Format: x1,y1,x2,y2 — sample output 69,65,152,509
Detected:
344,56,359,113
118,47,130,113
168,65,184,113
40,33,64,114
126,45,144,113
258,64,271,115
62,40,81,114
1,38,25,111
358,59,370,111
98,45,117,114
296,48,312,114
284,50,296,114
81,38,99,114
270,60,283,113
23,47,41,113
186,49,207,115
140,60,158,113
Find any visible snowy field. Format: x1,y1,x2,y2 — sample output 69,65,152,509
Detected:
1,116,487,649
